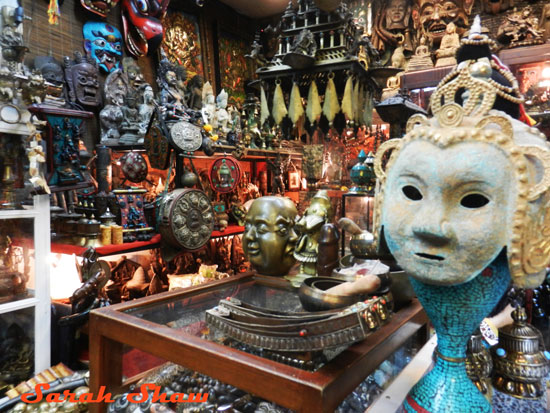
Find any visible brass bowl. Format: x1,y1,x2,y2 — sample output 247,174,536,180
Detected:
349,232,376,258
298,277,364,312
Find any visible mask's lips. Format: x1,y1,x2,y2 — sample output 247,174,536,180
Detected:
415,252,445,261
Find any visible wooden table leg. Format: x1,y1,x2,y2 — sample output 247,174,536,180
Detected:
89,331,123,413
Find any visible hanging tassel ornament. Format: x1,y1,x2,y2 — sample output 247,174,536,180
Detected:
341,76,354,124
272,80,288,126
363,89,374,127
260,84,270,127
323,73,340,126
48,0,61,25
288,82,304,127
353,80,361,125
306,80,322,125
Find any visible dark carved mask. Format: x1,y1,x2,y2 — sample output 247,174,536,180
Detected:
414,0,470,45
64,52,102,109
121,0,170,57
34,56,64,86
80,0,120,18
83,22,123,73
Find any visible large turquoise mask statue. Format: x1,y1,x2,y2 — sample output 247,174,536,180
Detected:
373,23,550,412
83,21,122,73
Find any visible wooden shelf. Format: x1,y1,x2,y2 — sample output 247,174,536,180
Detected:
50,226,245,257
401,44,550,91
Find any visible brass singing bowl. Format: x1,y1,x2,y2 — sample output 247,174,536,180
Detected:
349,232,377,258
298,277,364,312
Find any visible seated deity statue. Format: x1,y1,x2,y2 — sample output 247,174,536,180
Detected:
435,22,460,67
406,35,434,72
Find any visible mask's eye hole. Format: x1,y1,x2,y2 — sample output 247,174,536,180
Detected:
402,185,423,201
461,193,490,208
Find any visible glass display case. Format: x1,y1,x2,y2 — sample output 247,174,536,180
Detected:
0,194,51,396
341,192,375,256
89,272,428,413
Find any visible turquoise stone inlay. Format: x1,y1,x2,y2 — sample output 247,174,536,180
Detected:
403,253,510,413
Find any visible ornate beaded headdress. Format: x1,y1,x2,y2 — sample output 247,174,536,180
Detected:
373,17,550,288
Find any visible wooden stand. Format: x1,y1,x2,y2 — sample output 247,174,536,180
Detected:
89,272,428,413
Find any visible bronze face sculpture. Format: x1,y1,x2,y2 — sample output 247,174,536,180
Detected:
413,0,471,46
243,196,298,277
374,19,550,412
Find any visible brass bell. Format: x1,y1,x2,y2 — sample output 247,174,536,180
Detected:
491,306,550,399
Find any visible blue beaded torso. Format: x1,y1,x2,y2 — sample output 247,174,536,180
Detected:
403,254,510,413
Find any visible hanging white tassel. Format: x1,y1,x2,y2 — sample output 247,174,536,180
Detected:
272,81,288,126
341,76,354,123
306,80,322,124
288,82,304,127
323,75,340,126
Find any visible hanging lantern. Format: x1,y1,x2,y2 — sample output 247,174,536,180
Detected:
492,307,550,399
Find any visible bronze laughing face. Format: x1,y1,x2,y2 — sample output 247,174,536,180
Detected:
243,196,298,277
414,0,469,45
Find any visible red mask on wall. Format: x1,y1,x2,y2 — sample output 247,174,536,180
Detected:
80,0,120,18
121,0,170,57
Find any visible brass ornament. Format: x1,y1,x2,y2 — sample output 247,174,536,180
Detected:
474,116,513,140
437,103,464,128
492,307,550,399
373,138,402,181
405,113,429,133
158,189,214,251
169,121,202,153
430,64,498,117
521,145,550,201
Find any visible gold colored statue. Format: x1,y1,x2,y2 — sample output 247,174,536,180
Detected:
242,196,298,277
291,190,334,284
406,35,433,72
435,22,460,67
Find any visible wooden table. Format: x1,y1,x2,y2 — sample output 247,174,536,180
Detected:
89,272,428,413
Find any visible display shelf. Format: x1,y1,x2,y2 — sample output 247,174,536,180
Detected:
50,226,245,257
0,297,39,315
89,273,429,413
51,234,162,257
0,194,51,375
401,44,550,92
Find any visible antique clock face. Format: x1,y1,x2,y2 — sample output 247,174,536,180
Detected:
144,121,171,170
208,156,241,193
170,121,202,153
168,189,214,250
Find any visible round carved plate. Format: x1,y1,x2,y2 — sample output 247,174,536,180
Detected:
170,121,202,153
208,156,241,193
120,151,148,183
144,121,171,170
159,188,214,251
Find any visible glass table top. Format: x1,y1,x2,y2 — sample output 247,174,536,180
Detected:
123,280,346,370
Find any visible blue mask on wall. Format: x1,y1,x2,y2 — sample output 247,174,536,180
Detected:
83,22,123,73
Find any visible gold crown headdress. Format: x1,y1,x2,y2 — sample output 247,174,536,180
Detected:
373,16,550,288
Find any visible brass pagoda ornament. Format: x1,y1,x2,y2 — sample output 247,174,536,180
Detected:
491,306,550,399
